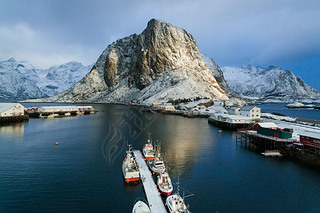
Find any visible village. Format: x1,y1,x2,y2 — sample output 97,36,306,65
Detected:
145,101,320,166
1,101,320,167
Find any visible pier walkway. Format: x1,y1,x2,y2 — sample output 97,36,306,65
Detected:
133,150,167,213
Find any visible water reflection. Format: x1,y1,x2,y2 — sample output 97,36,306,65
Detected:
0,122,25,136
149,116,215,178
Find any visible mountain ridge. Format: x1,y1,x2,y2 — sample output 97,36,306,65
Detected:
40,19,229,104
222,65,320,103
0,58,92,100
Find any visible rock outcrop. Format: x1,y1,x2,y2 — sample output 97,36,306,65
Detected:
43,19,228,104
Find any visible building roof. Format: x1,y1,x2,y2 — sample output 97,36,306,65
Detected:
229,107,240,110
240,105,258,111
211,113,253,120
258,122,278,128
228,115,254,120
0,103,20,113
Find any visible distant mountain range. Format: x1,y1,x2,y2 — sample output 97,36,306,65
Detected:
1,20,319,105
222,65,320,103
0,58,92,101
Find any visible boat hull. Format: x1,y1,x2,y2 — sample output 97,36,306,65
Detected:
124,177,140,183
144,156,155,160
158,188,173,196
122,160,140,183
132,200,151,213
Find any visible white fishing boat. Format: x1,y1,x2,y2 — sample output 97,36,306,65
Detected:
122,144,140,183
148,143,165,174
143,133,155,160
157,172,173,196
132,200,151,213
166,194,189,213
166,180,192,213
148,158,165,174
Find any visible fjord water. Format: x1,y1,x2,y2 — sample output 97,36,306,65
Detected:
259,103,320,120
1,104,320,212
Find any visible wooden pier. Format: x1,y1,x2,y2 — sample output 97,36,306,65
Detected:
236,130,297,150
0,115,29,124
208,118,253,130
133,150,167,213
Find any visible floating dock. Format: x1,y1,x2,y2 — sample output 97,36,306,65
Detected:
133,150,167,213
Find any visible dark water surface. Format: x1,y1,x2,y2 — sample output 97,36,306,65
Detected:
1,103,320,212
259,103,320,120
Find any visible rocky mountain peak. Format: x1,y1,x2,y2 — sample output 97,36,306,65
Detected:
41,19,228,104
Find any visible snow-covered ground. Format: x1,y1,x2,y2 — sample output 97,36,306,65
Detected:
261,114,320,141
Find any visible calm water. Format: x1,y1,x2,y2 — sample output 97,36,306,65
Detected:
1,103,320,212
259,103,320,120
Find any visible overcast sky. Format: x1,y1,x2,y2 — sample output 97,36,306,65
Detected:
1,0,319,89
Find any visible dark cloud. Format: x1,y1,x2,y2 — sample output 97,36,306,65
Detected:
0,0,319,88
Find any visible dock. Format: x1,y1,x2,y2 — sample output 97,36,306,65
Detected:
133,150,167,213
236,130,296,150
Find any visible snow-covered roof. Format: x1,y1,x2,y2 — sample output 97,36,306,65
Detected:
211,113,253,120
228,115,253,120
0,103,19,113
240,105,258,111
258,122,278,128
40,106,77,109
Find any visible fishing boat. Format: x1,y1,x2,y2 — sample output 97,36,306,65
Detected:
143,133,155,160
132,200,151,213
147,143,165,174
157,172,173,196
122,144,140,183
166,180,192,213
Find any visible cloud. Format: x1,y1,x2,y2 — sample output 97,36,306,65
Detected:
0,24,98,68
0,0,319,73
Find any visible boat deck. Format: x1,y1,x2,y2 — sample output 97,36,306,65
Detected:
133,150,167,213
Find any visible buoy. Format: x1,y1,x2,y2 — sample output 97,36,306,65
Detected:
55,142,59,145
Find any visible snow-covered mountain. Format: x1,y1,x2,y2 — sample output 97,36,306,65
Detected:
34,62,92,97
201,54,245,106
222,65,320,102
0,58,91,100
0,58,47,100
41,19,229,104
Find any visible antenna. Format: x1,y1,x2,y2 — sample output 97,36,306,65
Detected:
177,177,180,196
148,132,151,142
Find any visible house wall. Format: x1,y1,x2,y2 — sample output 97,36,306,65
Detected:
0,104,24,117
300,135,320,149
257,126,292,139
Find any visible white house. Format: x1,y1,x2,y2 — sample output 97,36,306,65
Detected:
0,103,25,117
239,106,261,121
157,103,175,112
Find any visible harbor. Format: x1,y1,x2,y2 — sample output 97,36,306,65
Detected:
133,150,167,213
1,103,320,212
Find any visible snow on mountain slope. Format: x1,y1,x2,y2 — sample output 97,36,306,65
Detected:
0,58,91,100
36,62,93,96
41,19,228,104
222,65,320,102
0,58,47,100
201,53,246,106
